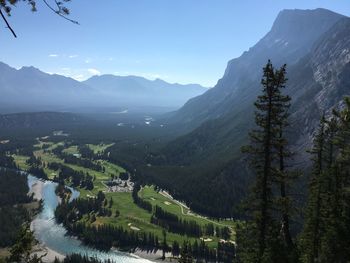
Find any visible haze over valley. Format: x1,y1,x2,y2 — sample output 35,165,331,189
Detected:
1,2,350,263
0,62,207,113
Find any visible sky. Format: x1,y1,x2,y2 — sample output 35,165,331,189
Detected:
1,0,350,87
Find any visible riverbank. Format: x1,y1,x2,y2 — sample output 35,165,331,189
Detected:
29,178,44,200
31,243,65,263
28,178,65,262
132,249,174,262
28,176,159,263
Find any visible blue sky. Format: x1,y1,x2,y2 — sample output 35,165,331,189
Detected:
1,0,349,86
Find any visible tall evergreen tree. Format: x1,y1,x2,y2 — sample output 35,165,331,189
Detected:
162,229,167,260
179,241,194,263
300,115,327,263
300,98,350,262
273,65,294,252
321,98,350,262
240,60,294,262
8,224,45,263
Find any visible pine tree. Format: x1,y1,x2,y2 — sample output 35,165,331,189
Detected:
172,241,180,257
300,98,350,262
109,197,113,208
162,229,167,260
179,241,193,263
300,115,327,263
240,60,294,262
273,65,294,251
8,224,45,263
321,98,350,262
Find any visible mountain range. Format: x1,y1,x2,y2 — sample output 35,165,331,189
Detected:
1,7,349,218
145,8,350,217
0,63,206,113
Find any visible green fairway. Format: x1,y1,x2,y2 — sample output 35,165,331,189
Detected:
139,185,238,229
12,155,30,170
12,139,237,249
87,143,115,154
97,191,224,248
62,145,78,155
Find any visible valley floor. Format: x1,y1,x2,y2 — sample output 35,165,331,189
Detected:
11,135,238,261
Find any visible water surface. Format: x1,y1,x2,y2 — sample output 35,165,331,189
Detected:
28,175,152,262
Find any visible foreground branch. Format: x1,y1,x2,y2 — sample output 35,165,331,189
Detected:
0,9,17,38
42,0,79,25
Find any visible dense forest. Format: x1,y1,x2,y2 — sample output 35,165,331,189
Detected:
150,205,230,239
0,168,33,248
234,61,350,262
1,61,349,262
103,131,247,219
55,181,234,262
48,162,94,189
55,191,113,224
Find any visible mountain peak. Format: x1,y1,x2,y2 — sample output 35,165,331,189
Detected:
19,65,43,74
222,8,345,80
268,8,345,45
275,7,343,20
171,8,348,131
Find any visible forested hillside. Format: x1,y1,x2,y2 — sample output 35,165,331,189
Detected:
144,9,350,217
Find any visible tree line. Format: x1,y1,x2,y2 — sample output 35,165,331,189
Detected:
49,162,94,190
236,60,350,263
55,191,113,225
53,254,115,263
63,154,104,172
132,183,153,212
54,180,235,262
51,145,104,172
54,221,235,263
0,169,33,249
132,183,231,240
151,205,203,238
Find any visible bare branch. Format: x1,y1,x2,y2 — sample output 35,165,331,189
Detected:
0,8,16,38
42,0,79,25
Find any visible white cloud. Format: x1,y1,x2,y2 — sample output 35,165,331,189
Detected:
49,54,58,57
72,74,85,81
85,58,91,64
88,68,101,76
68,55,78,58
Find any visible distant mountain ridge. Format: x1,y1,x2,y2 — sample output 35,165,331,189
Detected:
0,63,207,113
0,62,93,112
83,74,206,108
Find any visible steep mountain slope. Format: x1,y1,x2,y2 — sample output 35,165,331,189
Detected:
167,8,344,130
83,75,206,108
145,9,350,217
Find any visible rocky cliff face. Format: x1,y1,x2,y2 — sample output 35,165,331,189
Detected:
288,17,350,163
163,9,350,165
167,8,345,131
149,9,350,217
